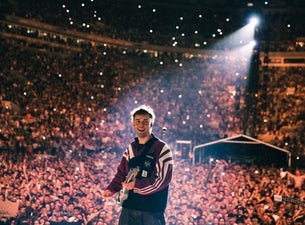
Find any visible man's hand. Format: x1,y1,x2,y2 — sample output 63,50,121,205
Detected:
122,179,136,190
102,189,115,198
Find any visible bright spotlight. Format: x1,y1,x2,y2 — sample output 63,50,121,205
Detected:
249,16,259,27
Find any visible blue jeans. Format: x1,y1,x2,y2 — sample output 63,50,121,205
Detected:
118,208,166,225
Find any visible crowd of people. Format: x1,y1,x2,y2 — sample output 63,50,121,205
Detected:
1,0,305,51
0,37,305,224
1,33,305,158
1,0,305,224
1,149,305,225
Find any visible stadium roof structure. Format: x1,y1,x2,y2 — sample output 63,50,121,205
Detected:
193,134,291,168
139,0,305,9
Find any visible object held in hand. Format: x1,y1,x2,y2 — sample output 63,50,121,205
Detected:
118,166,140,205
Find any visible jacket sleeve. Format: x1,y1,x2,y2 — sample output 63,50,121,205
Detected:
106,149,129,193
133,143,173,195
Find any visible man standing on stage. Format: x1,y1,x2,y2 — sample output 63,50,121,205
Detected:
102,105,174,225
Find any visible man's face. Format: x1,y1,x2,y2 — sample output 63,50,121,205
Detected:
133,114,152,139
